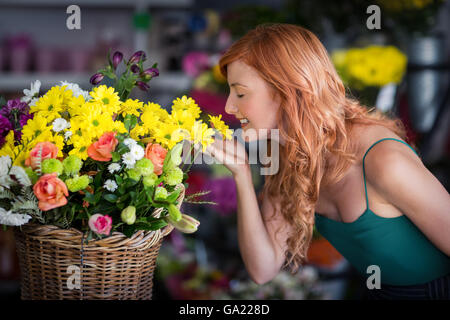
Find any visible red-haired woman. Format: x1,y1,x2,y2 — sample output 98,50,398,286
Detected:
202,23,450,299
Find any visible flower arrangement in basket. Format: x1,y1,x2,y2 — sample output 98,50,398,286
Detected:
0,50,232,299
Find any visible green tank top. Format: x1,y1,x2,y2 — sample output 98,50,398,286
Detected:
314,138,450,286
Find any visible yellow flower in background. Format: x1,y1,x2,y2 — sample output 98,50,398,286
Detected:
212,64,226,83
331,45,407,89
143,102,169,122
118,98,143,117
89,85,121,114
169,109,196,131
208,114,233,140
153,121,186,150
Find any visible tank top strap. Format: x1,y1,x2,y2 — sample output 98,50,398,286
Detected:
362,138,419,211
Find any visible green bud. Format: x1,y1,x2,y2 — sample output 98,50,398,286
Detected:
162,142,183,173
154,186,168,200
62,155,83,176
25,167,38,184
65,175,90,192
168,204,182,222
126,168,141,181
121,206,136,225
135,158,154,177
166,213,200,234
41,158,64,176
143,173,158,187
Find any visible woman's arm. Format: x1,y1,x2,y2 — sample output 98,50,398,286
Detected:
203,138,291,284
365,142,450,256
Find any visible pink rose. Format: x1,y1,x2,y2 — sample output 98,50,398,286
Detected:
88,214,112,236
25,141,59,170
87,132,118,162
33,173,69,211
144,143,167,175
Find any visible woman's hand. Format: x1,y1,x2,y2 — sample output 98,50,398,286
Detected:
196,136,249,177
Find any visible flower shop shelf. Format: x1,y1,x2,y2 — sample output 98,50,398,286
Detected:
0,72,191,93
0,0,193,8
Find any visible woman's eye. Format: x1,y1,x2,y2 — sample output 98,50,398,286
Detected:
237,94,244,98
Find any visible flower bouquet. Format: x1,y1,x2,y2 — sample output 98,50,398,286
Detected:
0,50,232,299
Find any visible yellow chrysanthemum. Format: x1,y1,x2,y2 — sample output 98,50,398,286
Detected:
72,103,117,139
21,114,52,142
169,109,196,132
0,131,15,158
66,95,86,116
208,114,233,140
190,120,215,152
171,96,201,119
153,121,186,150
119,99,143,117
88,85,121,114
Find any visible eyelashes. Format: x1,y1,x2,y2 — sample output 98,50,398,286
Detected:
237,94,244,98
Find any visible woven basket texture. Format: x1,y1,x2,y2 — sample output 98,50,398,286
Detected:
14,184,185,300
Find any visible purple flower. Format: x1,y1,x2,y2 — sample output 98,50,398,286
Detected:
136,81,150,91
19,112,34,127
112,51,123,69
90,73,104,85
0,135,5,149
0,115,13,133
204,177,237,216
142,67,159,78
130,64,140,74
14,129,22,142
128,51,146,65
0,99,29,118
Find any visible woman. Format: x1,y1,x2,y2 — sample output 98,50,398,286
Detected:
202,23,450,299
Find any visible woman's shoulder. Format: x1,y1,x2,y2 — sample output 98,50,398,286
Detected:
351,124,412,163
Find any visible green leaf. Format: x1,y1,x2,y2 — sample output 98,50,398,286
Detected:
94,172,103,189
115,174,123,185
103,193,118,203
111,152,120,162
123,225,136,238
166,189,181,203
93,191,103,204
83,191,96,204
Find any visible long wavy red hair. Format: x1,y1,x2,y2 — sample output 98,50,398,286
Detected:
219,23,411,273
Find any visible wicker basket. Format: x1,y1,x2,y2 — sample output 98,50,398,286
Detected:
13,184,185,300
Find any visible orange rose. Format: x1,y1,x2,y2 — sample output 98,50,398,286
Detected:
25,142,59,170
33,173,69,211
87,132,118,162
144,143,167,175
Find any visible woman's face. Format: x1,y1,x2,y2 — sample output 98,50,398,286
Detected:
224,60,281,142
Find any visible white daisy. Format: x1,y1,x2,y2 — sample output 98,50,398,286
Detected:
52,118,70,132
103,179,118,192
123,138,138,148
122,152,136,169
129,145,145,161
21,80,41,104
108,163,121,174
0,208,31,226
64,130,73,140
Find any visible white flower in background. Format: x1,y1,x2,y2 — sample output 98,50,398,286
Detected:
129,144,144,161
122,152,136,169
108,163,121,174
9,166,31,187
0,208,31,226
52,118,70,132
60,81,91,101
0,155,12,176
298,266,318,283
103,179,118,192
123,138,138,148
64,130,73,140
21,80,41,104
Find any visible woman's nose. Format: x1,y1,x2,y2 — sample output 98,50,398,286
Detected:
225,98,237,115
